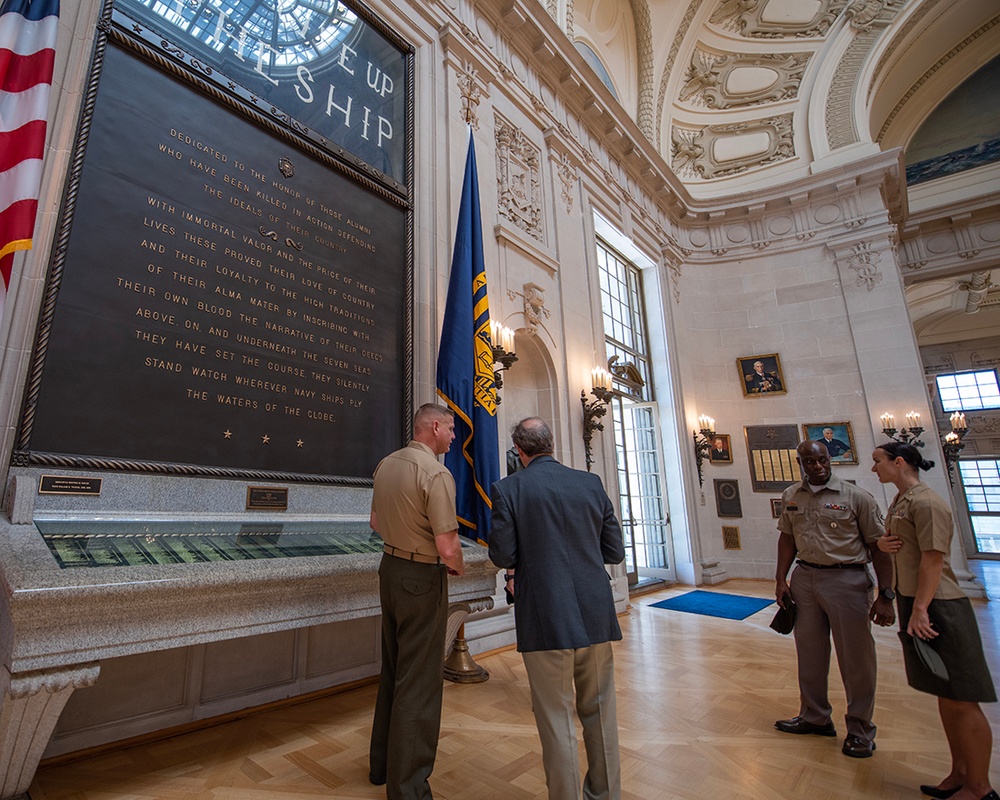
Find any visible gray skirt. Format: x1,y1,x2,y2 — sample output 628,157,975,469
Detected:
897,594,996,703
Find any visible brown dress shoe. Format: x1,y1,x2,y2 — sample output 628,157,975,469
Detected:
842,734,875,758
774,716,837,736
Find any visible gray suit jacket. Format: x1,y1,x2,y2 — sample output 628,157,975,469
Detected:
488,456,625,652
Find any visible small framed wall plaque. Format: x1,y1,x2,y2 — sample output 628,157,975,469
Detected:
38,475,102,496
745,424,800,492
246,486,288,511
714,478,742,518
722,526,741,550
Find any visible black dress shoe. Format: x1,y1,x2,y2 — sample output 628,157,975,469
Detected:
977,792,999,800
920,785,961,799
369,774,387,786
842,734,875,758
774,716,837,736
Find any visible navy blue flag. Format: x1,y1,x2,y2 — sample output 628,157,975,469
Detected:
436,134,500,544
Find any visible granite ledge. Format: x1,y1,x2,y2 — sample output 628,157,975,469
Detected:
0,521,498,673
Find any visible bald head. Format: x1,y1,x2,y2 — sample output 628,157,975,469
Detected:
797,440,831,486
511,417,553,459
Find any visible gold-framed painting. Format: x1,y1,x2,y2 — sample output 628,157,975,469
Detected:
737,353,786,397
801,421,858,466
708,433,733,464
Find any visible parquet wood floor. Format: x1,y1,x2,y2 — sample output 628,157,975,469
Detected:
30,577,1000,799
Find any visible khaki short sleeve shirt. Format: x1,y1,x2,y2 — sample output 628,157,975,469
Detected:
777,474,884,564
886,483,963,599
371,441,458,557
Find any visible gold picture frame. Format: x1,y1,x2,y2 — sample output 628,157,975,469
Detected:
737,353,786,397
801,421,858,466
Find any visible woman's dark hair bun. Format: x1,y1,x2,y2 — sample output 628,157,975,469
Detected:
877,440,935,473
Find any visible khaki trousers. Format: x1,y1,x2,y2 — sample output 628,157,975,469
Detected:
790,563,877,742
522,642,621,800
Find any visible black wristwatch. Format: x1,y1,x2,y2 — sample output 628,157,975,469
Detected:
503,574,515,582
879,587,895,601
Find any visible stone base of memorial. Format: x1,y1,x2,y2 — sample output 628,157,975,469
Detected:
0,468,495,800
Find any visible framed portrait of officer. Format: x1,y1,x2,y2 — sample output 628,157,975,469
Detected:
802,421,858,465
708,434,733,464
737,353,786,397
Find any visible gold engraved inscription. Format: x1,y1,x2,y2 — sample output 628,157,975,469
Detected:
132,127,391,429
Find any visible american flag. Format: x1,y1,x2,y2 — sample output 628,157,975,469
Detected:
0,0,58,326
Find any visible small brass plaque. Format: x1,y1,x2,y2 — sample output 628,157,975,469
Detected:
38,475,103,496
246,486,288,511
722,526,742,551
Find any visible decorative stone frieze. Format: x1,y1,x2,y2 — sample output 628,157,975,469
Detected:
898,212,1000,276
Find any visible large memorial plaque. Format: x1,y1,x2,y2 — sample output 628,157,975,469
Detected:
22,43,407,481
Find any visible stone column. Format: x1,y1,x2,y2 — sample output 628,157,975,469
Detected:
0,662,100,799
827,231,984,598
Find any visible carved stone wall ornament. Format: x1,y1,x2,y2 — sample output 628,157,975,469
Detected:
848,241,884,291
846,0,888,31
507,283,551,336
495,115,544,242
556,152,578,214
458,63,482,129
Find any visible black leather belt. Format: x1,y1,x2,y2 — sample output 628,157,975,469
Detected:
383,544,441,565
797,559,866,570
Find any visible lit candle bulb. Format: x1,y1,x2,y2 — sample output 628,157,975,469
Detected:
698,415,714,432
880,412,894,429
592,367,610,391
905,411,920,429
950,412,967,431
505,326,515,353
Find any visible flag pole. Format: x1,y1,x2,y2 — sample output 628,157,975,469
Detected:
443,622,489,683
438,126,497,683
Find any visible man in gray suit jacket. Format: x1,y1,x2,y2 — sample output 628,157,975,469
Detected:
489,417,626,800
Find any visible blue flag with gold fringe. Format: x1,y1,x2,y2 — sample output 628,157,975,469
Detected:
436,134,500,544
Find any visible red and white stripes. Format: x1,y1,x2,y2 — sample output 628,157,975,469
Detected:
0,0,59,324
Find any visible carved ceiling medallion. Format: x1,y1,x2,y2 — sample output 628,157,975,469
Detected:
680,51,810,108
710,0,850,38
671,114,794,179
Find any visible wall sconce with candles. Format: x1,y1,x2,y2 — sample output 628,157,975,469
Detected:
489,320,518,401
692,415,715,487
581,367,614,472
941,412,968,485
879,411,925,448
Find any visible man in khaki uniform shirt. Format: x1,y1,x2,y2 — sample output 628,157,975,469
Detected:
774,440,895,759
369,404,464,800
